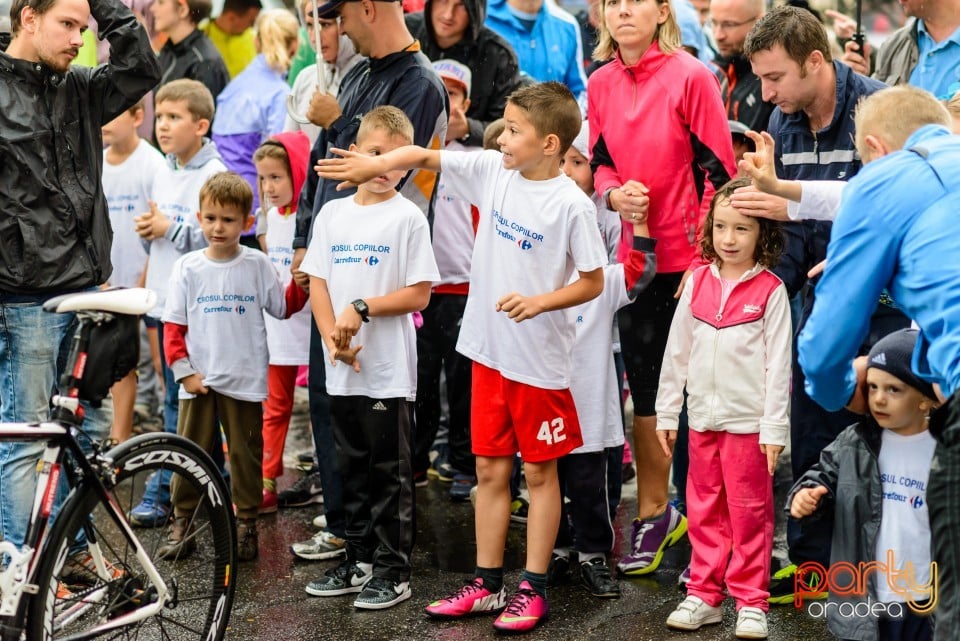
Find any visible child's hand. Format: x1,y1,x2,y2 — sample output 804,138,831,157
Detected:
496,292,544,322
333,305,363,349
181,373,208,395
134,201,172,241
657,430,677,458
447,103,469,141
292,268,309,291
760,443,785,476
790,485,829,519
315,147,386,191
329,343,363,373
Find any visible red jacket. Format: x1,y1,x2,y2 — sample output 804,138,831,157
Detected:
587,42,736,273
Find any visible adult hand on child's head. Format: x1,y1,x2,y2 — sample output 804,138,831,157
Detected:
496,292,545,322
181,373,209,395
730,185,790,221
760,443,784,476
790,485,829,519
307,90,342,129
737,131,782,198
845,355,870,415
657,430,676,458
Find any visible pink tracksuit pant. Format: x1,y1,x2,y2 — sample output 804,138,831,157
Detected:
686,429,774,611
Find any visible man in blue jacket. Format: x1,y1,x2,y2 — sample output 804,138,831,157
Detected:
798,84,960,641
738,6,910,604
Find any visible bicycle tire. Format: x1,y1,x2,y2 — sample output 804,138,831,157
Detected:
27,432,237,641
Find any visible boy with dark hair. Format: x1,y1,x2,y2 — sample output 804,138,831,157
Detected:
151,0,230,98
158,171,307,562
316,81,607,632
299,106,440,610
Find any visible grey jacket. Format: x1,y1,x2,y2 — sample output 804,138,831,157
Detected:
872,18,919,87
788,420,884,641
0,0,160,295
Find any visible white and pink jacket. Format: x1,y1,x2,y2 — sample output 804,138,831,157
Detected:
656,262,792,446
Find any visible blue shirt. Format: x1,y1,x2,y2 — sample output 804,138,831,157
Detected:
799,125,960,410
909,20,960,96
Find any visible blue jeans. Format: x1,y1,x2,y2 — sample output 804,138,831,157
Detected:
139,321,180,506
0,299,110,549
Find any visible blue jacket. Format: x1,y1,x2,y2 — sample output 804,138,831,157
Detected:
770,61,886,297
485,0,587,105
799,125,960,409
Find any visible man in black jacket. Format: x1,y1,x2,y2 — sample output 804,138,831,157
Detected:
405,0,522,145
0,0,160,548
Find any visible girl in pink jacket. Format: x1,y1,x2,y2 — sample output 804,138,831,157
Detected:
657,176,791,639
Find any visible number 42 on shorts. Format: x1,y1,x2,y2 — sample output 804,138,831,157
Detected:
537,418,567,445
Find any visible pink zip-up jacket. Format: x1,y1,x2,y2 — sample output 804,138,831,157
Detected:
656,263,792,446
587,42,736,273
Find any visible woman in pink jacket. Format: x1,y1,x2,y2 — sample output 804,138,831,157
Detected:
586,0,736,576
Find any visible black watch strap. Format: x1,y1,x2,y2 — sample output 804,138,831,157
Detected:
351,299,370,322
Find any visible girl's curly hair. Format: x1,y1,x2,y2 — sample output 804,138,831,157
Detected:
700,176,785,268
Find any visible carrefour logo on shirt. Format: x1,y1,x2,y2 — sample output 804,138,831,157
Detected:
491,209,543,250
330,243,390,266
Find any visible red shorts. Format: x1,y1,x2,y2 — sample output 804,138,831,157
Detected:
470,361,583,463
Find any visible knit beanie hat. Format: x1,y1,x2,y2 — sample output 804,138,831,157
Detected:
866,328,936,400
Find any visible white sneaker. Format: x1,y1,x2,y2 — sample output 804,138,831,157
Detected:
736,607,768,639
312,513,327,529
666,595,723,630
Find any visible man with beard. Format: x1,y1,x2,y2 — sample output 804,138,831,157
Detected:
0,0,160,548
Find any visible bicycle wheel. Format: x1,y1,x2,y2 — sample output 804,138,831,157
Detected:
27,432,237,641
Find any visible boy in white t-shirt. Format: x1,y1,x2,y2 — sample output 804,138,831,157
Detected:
789,329,938,641
129,79,228,527
299,106,440,611
316,82,608,633
101,98,166,442
158,172,307,563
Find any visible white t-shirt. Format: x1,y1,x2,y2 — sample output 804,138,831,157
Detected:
162,247,286,401
569,263,632,453
103,140,165,288
263,207,311,365
440,150,608,389
299,193,439,400
145,155,227,317
432,141,476,287
874,429,937,603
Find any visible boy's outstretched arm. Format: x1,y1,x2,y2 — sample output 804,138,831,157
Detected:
315,146,442,190
497,268,603,322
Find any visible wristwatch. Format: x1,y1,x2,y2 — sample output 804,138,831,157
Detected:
351,299,370,323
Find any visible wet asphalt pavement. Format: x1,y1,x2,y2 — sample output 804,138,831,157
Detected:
222,392,834,641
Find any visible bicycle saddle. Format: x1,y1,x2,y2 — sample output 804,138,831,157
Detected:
42,288,157,315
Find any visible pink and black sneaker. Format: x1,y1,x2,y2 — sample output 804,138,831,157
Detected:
492,581,548,633
425,577,507,618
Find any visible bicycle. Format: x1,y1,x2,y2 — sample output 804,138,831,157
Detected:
0,288,237,641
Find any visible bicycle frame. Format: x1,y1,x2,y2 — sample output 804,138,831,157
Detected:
0,422,173,641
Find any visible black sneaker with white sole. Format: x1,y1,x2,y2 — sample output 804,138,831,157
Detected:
353,576,412,610
305,559,371,597
277,471,324,508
